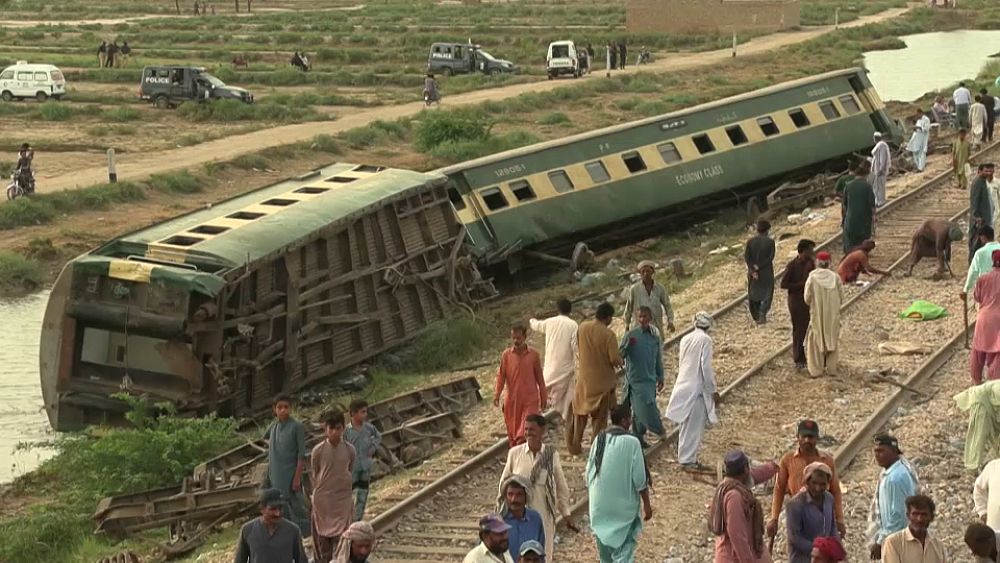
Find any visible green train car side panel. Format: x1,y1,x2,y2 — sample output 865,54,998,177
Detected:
478,117,869,250
450,71,862,189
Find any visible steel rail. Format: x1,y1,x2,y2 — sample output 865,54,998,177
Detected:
373,141,999,538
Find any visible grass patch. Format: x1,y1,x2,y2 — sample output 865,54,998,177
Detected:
537,111,570,125
0,181,147,229
0,251,44,290
306,134,342,154
414,109,492,152
103,106,141,122
176,99,318,122
147,171,204,194
0,397,240,563
230,154,270,170
429,130,540,163
33,102,76,121
376,317,490,374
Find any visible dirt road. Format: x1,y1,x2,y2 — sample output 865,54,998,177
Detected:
38,7,910,192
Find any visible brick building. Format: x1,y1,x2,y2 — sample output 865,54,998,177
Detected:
625,0,801,34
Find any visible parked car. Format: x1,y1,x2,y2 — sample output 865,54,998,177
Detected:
0,61,66,101
427,42,517,76
138,65,253,108
546,41,580,79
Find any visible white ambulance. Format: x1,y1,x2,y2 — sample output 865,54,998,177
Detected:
0,61,67,101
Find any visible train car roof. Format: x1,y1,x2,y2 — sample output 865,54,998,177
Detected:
92,163,444,271
436,67,868,176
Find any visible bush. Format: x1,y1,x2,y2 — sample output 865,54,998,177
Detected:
230,154,270,170
308,134,342,154
387,317,489,373
413,109,492,152
176,99,315,123
537,112,570,125
635,100,669,117
147,171,203,194
34,102,76,121
0,252,44,290
613,97,641,111
429,130,539,163
0,197,57,229
103,106,141,122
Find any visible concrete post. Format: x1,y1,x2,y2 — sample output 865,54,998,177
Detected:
107,148,117,183
732,31,737,58
835,8,839,29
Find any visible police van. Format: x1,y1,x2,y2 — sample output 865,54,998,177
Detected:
0,61,67,101
139,65,253,108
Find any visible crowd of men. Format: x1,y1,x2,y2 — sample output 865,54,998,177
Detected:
235,89,1000,563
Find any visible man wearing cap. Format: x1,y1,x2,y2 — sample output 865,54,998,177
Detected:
498,475,545,563
745,219,776,325
331,521,376,563
768,421,845,542
234,488,308,563
881,495,946,563
464,513,515,563
842,160,877,254
781,239,816,370
870,132,892,207
805,253,843,377
587,404,652,563
971,163,997,264
620,305,666,447
785,462,839,563
666,311,719,471
811,537,847,563
710,451,769,563
517,540,545,563
906,220,963,278
868,435,920,560
623,260,675,335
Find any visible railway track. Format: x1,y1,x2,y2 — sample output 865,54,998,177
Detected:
365,141,998,562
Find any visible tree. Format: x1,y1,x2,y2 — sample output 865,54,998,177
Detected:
246,0,251,11
234,0,239,12
174,0,180,14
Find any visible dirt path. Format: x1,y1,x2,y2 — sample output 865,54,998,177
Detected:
36,7,910,192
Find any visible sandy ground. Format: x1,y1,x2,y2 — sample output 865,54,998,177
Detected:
33,6,912,192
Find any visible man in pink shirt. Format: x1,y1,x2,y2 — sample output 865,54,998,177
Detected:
972,249,1000,383
710,451,772,563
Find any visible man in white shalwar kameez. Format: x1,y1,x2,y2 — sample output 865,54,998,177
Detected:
869,132,892,207
906,109,931,171
665,312,718,471
972,96,990,148
974,457,1000,529
804,252,844,377
529,298,579,421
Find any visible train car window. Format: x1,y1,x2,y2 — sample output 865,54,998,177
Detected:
447,187,467,210
481,187,509,211
819,101,841,120
294,187,329,194
228,211,265,220
622,151,647,173
725,125,748,146
585,161,611,183
657,142,682,164
548,170,575,193
693,134,715,154
757,116,780,136
788,108,811,128
262,198,298,206
189,225,230,235
161,235,204,247
839,94,862,115
510,180,537,202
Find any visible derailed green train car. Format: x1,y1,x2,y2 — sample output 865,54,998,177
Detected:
439,68,902,266
40,164,489,430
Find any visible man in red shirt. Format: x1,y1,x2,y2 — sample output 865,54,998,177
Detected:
838,239,891,283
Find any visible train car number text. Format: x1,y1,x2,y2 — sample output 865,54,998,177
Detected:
493,164,526,178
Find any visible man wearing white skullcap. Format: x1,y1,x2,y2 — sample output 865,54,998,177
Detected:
666,311,719,471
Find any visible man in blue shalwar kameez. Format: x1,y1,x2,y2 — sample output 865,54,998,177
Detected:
587,404,653,563
620,306,665,447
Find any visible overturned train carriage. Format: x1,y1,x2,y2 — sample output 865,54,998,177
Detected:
40,163,492,431
438,67,904,267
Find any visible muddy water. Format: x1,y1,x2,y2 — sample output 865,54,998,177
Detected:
0,292,54,484
864,30,1000,102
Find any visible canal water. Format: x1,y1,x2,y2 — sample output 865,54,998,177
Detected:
864,30,1000,102
0,292,55,484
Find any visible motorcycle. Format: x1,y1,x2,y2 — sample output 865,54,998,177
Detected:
423,89,441,107
6,168,35,201
637,50,652,65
